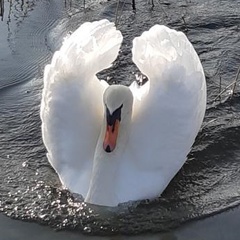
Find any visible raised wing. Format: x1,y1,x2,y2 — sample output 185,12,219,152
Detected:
129,25,206,192
40,20,123,197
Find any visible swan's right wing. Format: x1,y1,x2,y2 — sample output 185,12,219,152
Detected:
40,20,123,197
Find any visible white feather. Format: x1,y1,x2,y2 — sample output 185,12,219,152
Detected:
41,20,123,197
41,20,206,206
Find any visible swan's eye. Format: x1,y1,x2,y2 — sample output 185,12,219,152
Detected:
106,104,123,126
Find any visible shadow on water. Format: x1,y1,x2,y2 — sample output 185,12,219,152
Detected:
0,0,240,236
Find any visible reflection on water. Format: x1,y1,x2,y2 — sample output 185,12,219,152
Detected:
0,0,240,236
0,0,38,53
0,0,3,20
0,0,36,27
0,0,33,79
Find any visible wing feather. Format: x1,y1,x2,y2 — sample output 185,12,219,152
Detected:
40,20,123,196
128,25,206,193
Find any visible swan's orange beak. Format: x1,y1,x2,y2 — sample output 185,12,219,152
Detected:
103,120,120,153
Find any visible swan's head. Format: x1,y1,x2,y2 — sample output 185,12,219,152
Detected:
103,85,133,153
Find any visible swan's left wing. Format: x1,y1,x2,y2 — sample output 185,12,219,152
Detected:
41,20,123,197
126,25,206,197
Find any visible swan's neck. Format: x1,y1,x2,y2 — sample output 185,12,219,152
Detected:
85,115,131,207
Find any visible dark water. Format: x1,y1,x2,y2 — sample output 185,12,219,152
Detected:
0,0,240,236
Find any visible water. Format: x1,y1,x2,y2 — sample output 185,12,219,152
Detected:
0,0,240,236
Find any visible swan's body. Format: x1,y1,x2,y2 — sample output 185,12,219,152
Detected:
41,20,206,206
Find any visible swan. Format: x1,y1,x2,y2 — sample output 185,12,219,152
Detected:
40,19,206,207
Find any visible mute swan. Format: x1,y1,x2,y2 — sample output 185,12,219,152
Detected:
41,19,206,207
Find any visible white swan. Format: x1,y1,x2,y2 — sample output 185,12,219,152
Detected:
40,19,206,207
